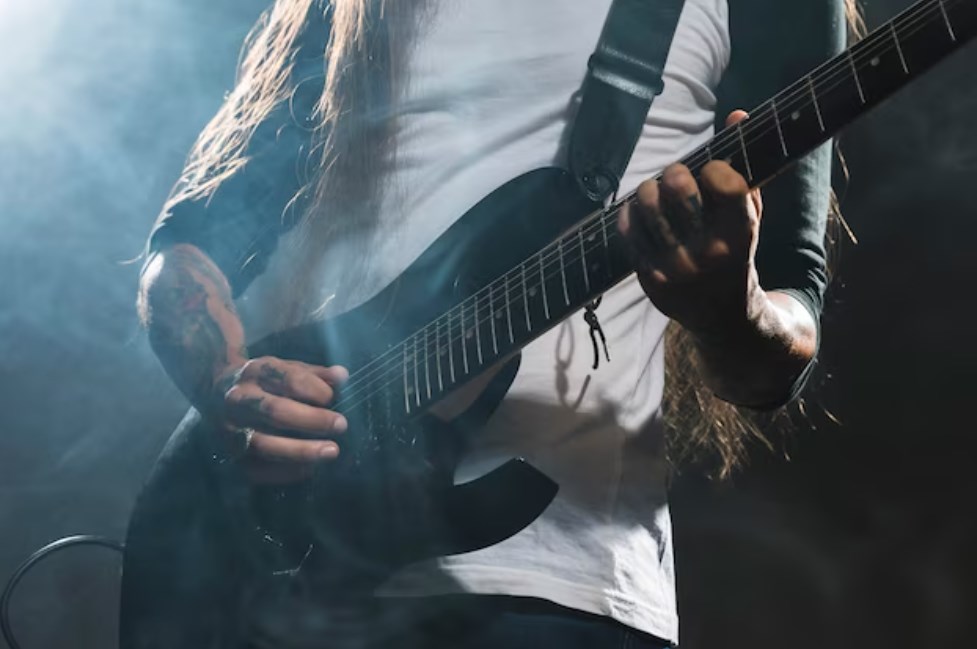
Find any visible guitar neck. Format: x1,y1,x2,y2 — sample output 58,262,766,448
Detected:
339,0,976,418
681,0,977,189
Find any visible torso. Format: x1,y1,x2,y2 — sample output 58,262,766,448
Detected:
239,1,730,642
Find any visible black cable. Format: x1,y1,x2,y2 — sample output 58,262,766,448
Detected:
1,535,124,649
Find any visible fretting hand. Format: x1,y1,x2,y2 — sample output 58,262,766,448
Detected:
619,111,766,339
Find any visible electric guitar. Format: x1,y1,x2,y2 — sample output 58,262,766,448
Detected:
120,1,977,646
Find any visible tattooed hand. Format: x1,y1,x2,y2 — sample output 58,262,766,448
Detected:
213,358,349,484
140,243,349,484
618,110,765,338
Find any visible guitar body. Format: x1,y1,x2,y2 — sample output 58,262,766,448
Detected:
120,167,602,649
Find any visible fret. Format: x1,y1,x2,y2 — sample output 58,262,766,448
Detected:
847,50,866,105
938,0,957,42
810,57,863,134
771,98,788,158
578,229,591,294
504,273,514,344
423,327,431,400
521,262,532,331
735,122,753,183
473,293,484,365
713,131,746,184
538,254,550,320
412,334,420,407
945,0,977,40
435,318,444,393
891,21,909,74
402,343,412,414
806,76,826,133
558,239,570,306
848,25,911,110
738,103,790,182
460,301,470,375
448,309,456,384
774,81,825,162
488,284,499,356
895,3,959,72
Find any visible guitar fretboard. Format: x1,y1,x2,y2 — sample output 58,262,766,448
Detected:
337,0,977,419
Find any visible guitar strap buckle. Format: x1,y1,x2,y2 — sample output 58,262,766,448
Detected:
583,296,610,371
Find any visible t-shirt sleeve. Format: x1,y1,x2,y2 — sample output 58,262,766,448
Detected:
717,0,847,405
148,47,325,297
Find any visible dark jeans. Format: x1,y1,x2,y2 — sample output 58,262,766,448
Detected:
249,595,673,649
395,596,673,649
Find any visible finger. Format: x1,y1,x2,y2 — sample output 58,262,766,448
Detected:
302,364,350,386
244,358,336,407
619,203,691,289
248,430,340,463
658,164,707,236
699,160,756,252
618,198,663,280
631,178,699,279
243,432,339,484
626,179,679,253
225,383,348,436
699,160,751,212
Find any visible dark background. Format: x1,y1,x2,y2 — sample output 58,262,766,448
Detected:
1,1,975,647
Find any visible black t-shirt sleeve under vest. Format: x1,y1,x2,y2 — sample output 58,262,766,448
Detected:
718,0,847,405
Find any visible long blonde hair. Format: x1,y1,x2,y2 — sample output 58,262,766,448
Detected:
162,0,864,477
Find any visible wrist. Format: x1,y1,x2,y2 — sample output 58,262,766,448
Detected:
200,355,250,420
686,275,770,348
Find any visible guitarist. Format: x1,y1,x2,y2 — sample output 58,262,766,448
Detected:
132,0,851,647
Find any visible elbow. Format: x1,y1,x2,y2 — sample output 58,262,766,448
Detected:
136,250,165,327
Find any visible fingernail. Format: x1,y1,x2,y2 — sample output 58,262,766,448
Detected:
333,415,348,433
319,442,339,458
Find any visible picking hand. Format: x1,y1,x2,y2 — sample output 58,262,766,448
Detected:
212,357,349,484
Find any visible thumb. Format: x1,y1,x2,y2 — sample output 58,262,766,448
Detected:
725,109,750,127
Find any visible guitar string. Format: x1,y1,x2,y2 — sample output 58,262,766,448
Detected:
338,0,959,415
338,0,960,412
712,0,959,154
336,0,960,412
339,0,953,394
339,0,954,391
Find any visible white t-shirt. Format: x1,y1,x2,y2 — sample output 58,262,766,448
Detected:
243,0,730,643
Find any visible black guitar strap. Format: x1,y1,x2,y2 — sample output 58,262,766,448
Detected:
569,0,687,202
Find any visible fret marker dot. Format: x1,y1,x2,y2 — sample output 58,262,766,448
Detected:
495,311,503,319
791,111,800,121
465,330,473,339
870,57,880,67
587,233,597,243
529,287,537,297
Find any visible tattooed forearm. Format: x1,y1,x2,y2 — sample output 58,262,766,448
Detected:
150,272,229,398
166,245,237,313
140,244,249,410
